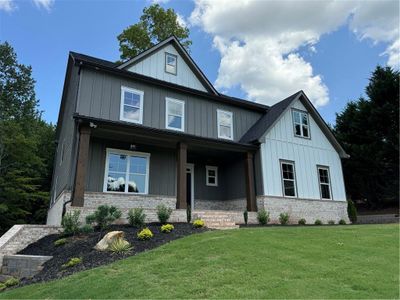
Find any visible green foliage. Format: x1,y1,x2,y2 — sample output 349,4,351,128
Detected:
79,224,94,234
128,208,146,228
193,219,205,228
54,238,67,247
62,257,82,269
137,228,153,240
339,219,347,225
279,213,290,225
4,277,19,287
314,219,322,225
243,210,248,225
257,209,270,225
109,238,132,254
61,211,81,236
161,224,174,233
347,199,357,223
85,205,122,230
156,204,173,224
186,205,191,223
334,66,399,209
298,218,306,225
0,283,5,291
117,4,192,60
328,220,335,225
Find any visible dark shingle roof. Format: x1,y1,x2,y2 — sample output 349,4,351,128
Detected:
70,52,118,69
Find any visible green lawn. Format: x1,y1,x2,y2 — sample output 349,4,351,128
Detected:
1,224,399,299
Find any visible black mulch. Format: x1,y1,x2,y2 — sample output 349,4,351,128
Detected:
17,223,209,287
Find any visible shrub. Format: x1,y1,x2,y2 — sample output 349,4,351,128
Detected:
54,238,67,247
137,228,153,240
161,224,174,233
4,277,19,287
314,219,322,225
186,205,191,223
80,224,94,234
328,220,335,225
156,204,173,224
109,238,132,254
257,209,270,225
298,218,306,225
128,208,146,228
279,213,290,225
243,210,248,225
61,210,81,236
85,205,122,230
62,257,82,268
0,283,5,291
339,219,347,225
347,199,357,223
193,219,205,228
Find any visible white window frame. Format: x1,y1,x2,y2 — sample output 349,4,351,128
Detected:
206,165,218,187
120,86,144,124
317,166,332,200
280,160,297,198
165,52,177,75
165,97,185,132
292,109,310,139
217,109,233,140
103,148,150,195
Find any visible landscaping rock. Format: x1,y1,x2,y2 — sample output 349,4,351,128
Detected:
94,231,124,251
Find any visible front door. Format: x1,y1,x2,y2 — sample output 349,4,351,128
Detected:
186,164,194,209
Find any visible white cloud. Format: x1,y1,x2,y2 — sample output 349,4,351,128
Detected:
149,0,170,4
176,13,187,28
0,0,16,12
190,0,399,107
32,0,54,11
0,0,55,12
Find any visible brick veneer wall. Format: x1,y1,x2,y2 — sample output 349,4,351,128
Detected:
195,198,246,211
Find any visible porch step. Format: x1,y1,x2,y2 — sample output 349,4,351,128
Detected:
192,210,239,230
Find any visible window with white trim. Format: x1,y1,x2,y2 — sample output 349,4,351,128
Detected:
280,161,297,197
292,110,310,138
120,86,144,124
217,109,233,140
104,149,150,194
318,166,332,199
206,166,218,186
165,52,177,75
166,98,184,131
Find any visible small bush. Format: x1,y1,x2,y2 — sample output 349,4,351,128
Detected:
347,199,357,223
54,238,67,247
279,213,290,225
186,205,191,223
328,220,335,225
0,283,6,292
85,205,122,230
257,209,270,225
4,277,19,287
79,224,94,234
314,219,323,225
137,228,153,240
109,238,132,254
61,210,81,236
243,210,248,225
193,219,205,228
62,257,82,268
298,218,306,225
339,219,347,225
161,224,174,233
128,208,146,228
156,204,173,224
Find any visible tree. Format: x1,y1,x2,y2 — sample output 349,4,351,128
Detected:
334,66,399,209
117,4,191,61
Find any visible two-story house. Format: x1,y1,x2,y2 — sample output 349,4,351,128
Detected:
47,36,350,226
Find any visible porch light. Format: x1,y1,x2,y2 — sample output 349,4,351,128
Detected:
130,144,136,150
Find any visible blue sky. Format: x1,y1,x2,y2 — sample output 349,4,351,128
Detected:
0,0,397,125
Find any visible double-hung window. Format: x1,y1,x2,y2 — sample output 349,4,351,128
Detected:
104,149,150,194
318,166,332,199
206,166,218,186
165,53,177,75
217,109,233,140
292,110,310,138
280,161,297,197
165,98,184,131
120,86,144,124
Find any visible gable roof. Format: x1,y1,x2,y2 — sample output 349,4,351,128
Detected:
240,90,349,158
117,36,219,95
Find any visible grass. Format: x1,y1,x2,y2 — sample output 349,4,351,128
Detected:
1,224,398,299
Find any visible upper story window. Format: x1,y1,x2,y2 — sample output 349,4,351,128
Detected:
165,97,184,131
318,166,332,200
120,86,144,124
280,160,297,197
292,110,310,138
217,109,233,140
165,53,177,75
206,166,218,186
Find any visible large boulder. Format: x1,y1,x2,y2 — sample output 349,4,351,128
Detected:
94,231,124,251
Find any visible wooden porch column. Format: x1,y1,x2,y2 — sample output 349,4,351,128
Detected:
245,151,257,212
176,142,187,209
71,125,91,207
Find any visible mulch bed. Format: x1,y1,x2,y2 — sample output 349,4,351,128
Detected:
17,223,208,287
